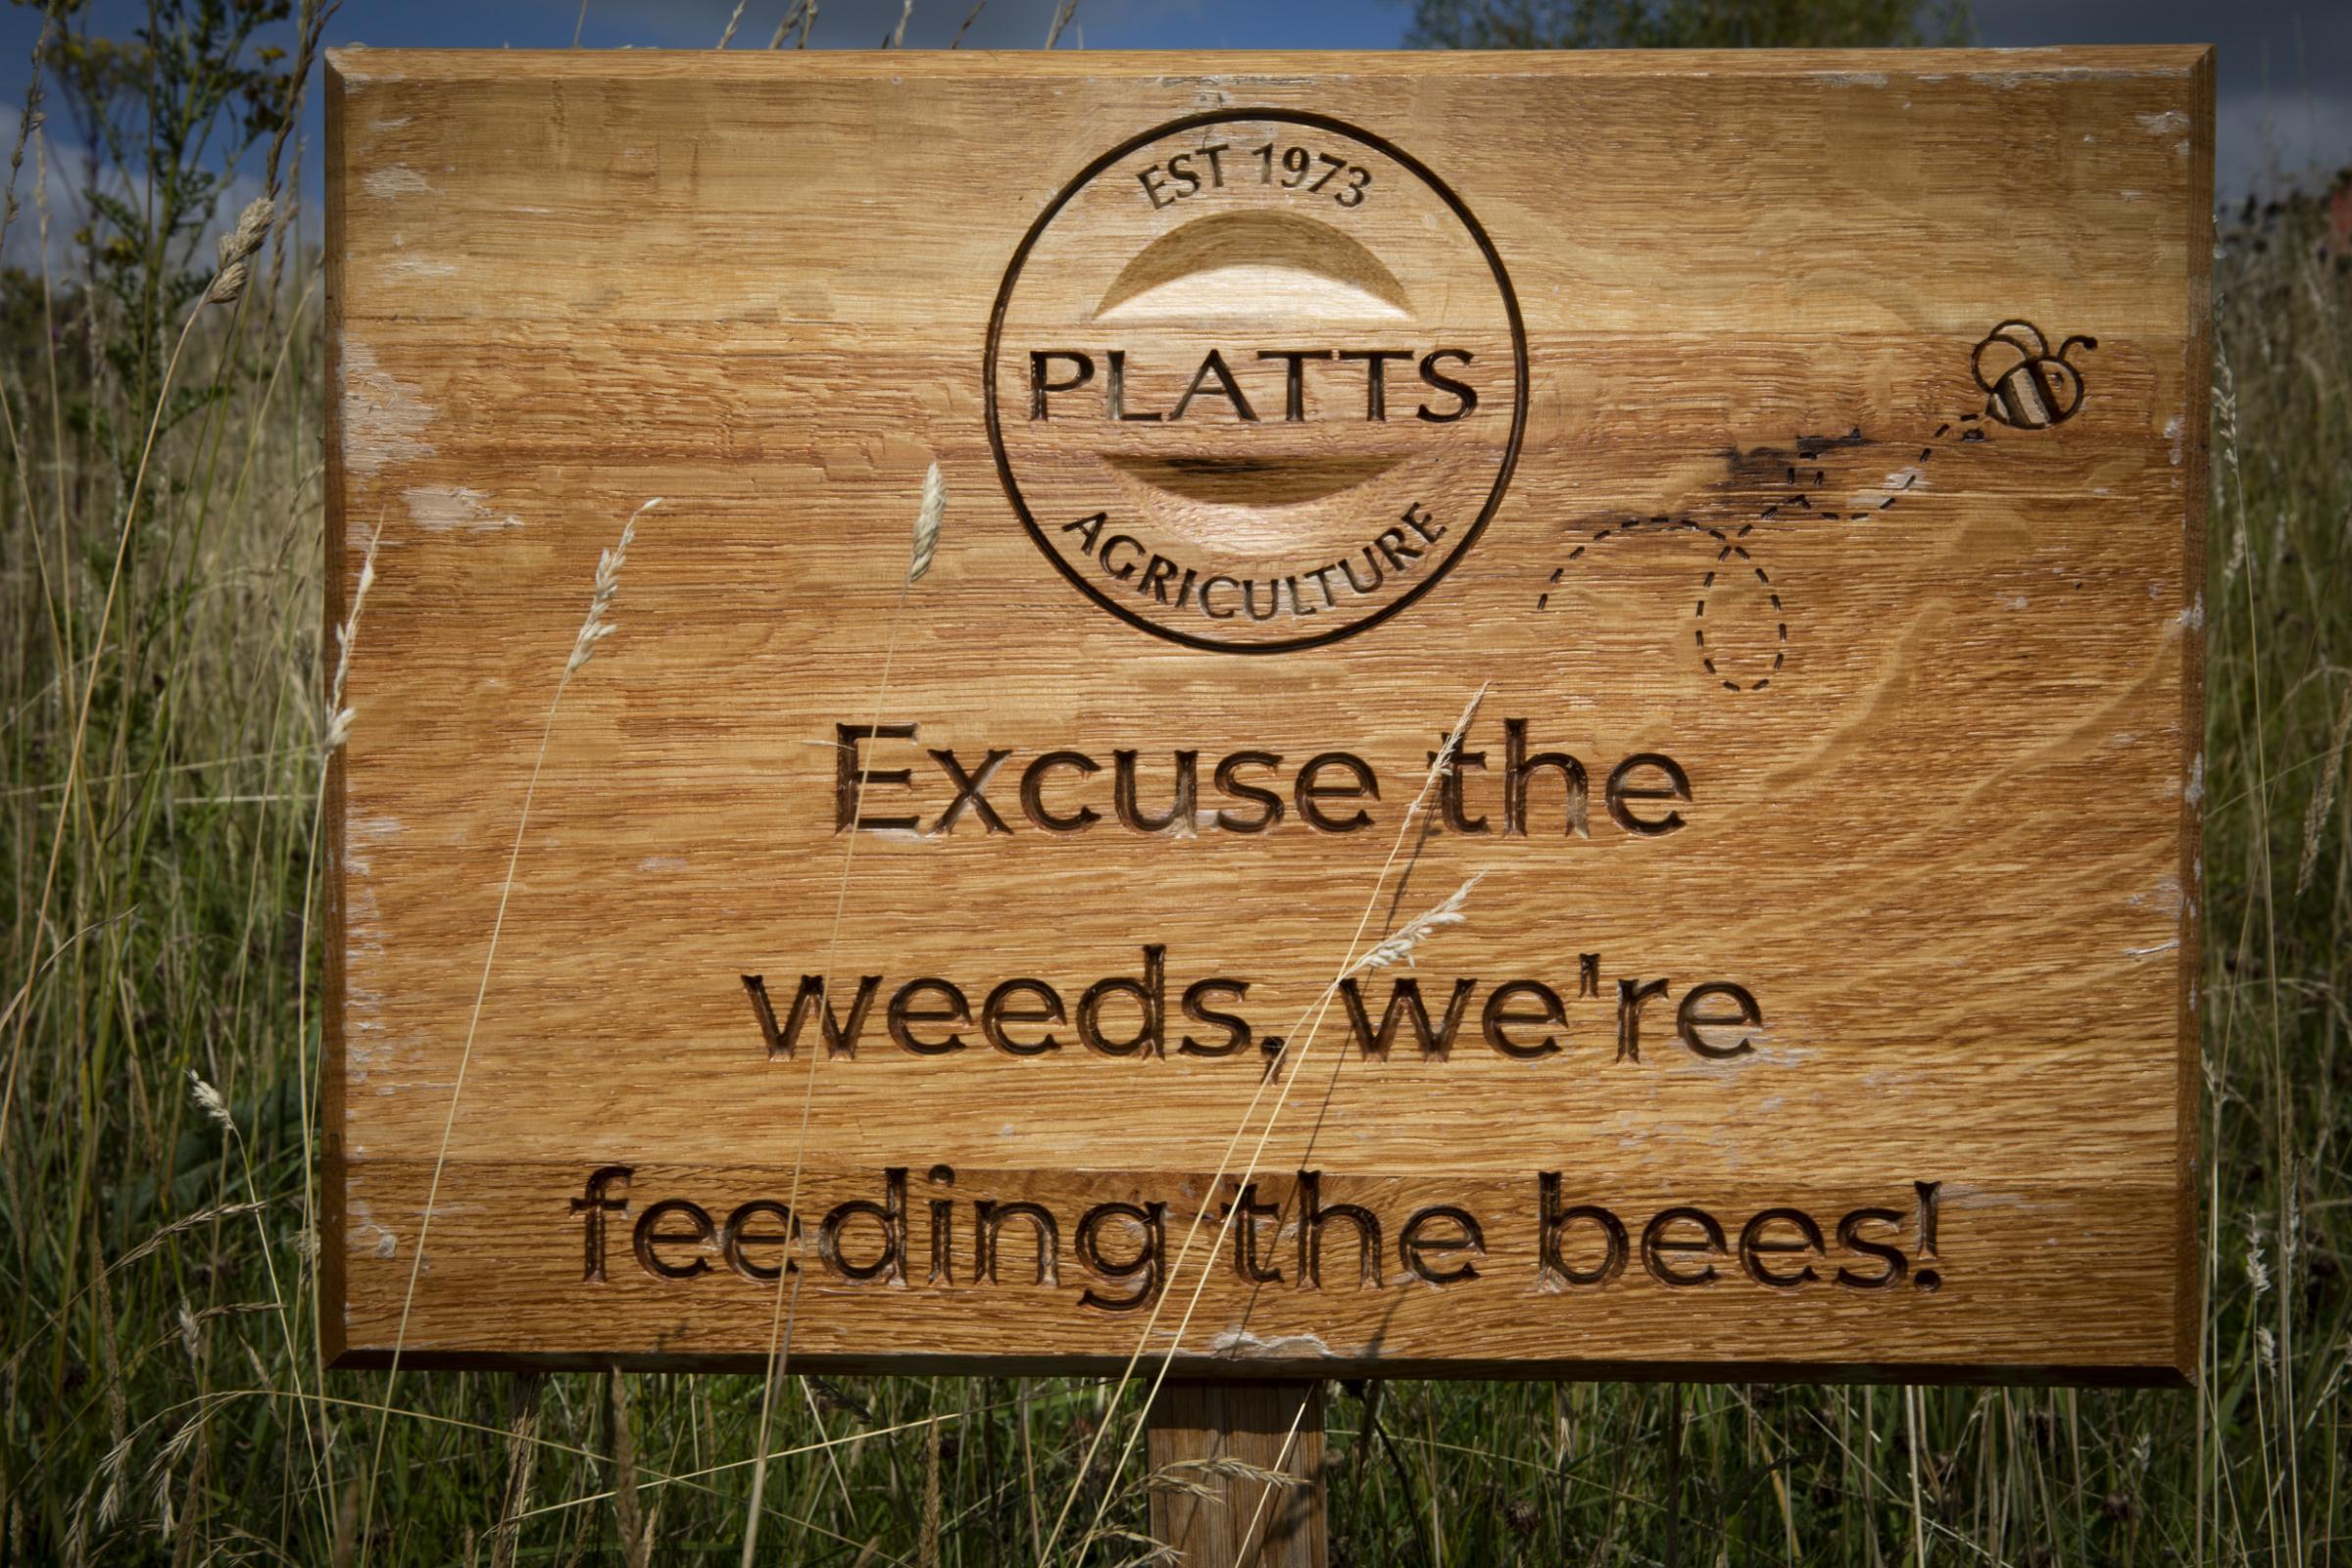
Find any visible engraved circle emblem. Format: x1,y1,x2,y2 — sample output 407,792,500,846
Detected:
986,110,1528,654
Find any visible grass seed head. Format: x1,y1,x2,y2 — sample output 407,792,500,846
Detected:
187,1070,234,1135
96,1435,132,1527
1354,872,1484,974
908,461,944,585
219,195,272,269
1416,682,1490,815
326,522,382,752
2296,678,2352,894
204,199,273,304
205,259,250,306
568,498,662,674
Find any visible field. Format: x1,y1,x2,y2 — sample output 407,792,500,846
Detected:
1,12,2345,1565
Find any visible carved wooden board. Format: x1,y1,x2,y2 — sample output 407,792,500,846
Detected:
324,47,2212,1382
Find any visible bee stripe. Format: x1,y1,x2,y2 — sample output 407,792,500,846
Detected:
1996,366,2052,428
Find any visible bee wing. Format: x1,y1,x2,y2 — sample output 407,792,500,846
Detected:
1972,323,2043,392
1988,319,2048,355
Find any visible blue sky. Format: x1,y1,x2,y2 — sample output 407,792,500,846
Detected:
0,0,2341,266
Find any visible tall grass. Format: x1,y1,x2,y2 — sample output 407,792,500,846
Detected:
1,17,2346,1564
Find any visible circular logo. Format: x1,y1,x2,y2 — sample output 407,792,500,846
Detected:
985,110,1527,654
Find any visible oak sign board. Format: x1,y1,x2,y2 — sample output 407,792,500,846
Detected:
324,47,2212,1383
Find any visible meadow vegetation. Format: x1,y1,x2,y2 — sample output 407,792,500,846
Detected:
0,5,2345,1562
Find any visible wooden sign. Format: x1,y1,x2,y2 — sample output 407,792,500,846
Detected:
325,47,2212,1382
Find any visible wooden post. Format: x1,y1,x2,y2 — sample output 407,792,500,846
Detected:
1146,1380,1328,1568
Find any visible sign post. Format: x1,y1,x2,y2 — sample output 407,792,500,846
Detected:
1147,1380,1327,1567
326,45,2211,1559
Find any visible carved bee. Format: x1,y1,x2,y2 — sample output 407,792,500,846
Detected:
1973,320,2096,429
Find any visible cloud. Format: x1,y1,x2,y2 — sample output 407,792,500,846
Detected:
2217,87,2352,198
0,119,273,277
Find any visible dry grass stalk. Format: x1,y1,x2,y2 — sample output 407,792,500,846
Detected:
147,1384,217,1550
740,459,947,1565
181,1054,317,1494
90,1233,130,1534
920,1398,943,1567
2216,348,2245,584
0,179,275,1149
1146,1450,1306,1505
1154,1453,1302,1490
186,1300,275,1326
64,1471,96,1565
1422,684,1487,802
1045,686,1490,1563
358,497,662,1559
109,1201,267,1273
0,14,47,250
1075,1526,1179,1566
94,1435,131,1532
769,0,817,47
150,1412,206,1480
608,1371,648,1568
330,1480,360,1568
2295,676,2352,894
488,1375,545,1568
296,508,386,1533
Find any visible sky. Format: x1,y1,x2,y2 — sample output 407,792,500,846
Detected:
0,0,2342,265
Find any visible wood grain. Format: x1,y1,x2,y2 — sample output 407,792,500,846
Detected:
324,47,2212,1382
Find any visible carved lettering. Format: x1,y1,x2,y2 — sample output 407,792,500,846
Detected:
1340,976,1477,1058
836,722,919,833
723,1200,798,1282
1483,979,1566,1059
824,723,1690,841
1075,1200,1165,1310
1075,945,1165,1057
1642,1205,1728,1287
1298,1170,1381,1290
1605,753,1692,836
1739,1207,1826,1288
887,977,970,1055
1296,752,1378,832
1538,1173,1628,1288
1399,1204,1484,1284
817,1167,907,1284
572,1165,632,1283
1678,981,1763,1059
1224,1182,1285,1284
981,978,1066,1055
582,1169,1951,1305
